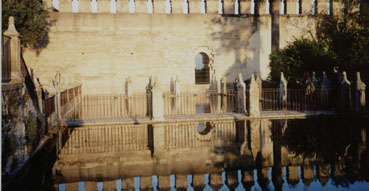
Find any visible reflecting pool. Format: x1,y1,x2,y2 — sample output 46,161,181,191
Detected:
5,117,369,191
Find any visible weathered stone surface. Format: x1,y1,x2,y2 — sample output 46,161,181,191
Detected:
249,73,260,116
236,73,247,114
22,11,319,94
279,72,287,103
355,72,366,112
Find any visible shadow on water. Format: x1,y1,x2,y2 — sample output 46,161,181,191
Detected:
3,136,58,191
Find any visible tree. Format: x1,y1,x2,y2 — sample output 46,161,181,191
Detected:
269,38,335,82
269,2,369,83
2,0,49,51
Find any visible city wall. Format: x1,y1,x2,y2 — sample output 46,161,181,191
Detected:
23,0,354,94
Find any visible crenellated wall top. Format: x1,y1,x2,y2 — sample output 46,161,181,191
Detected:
44,0,362,16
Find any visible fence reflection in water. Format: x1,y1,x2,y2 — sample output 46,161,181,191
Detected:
163,90,237,116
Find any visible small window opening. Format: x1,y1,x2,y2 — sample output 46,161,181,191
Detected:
195,52,210,84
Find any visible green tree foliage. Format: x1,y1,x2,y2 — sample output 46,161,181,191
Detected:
2,0,49,50
269,38,335,82
269,2,369,83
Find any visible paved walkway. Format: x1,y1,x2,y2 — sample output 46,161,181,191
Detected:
61,110,335,127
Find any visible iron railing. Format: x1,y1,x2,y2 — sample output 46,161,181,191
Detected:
162,90,237,116
261,88,335,111
68,92,147,121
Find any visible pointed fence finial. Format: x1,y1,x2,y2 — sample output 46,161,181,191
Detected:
342,71,351,85
4,16,19,37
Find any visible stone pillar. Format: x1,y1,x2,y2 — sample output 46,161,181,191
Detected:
153,124,165,153
129,0,136,13
147,0,154,13
4,17,22,83
84,181,97,190
122,177,135,191
218,0,224,14
340,71,351,112
226,171,238,190
249,74,260,117
312,71,319,87
355,72,366,112
158,175,171,191
242,170,254,190
279,72,287,109
192,174,205,190
286,166,299,186
302,165,314,187
166,0,172,13
152,81,164,121
250,120,261,161
140,176,152,191
317,164,329,186
64,182,78,191
183,0,189,14
209,173,223,190
175,174,187,191
104,180,117,190
321,72,330,93
236,73,247,114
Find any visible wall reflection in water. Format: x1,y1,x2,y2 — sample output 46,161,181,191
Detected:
53,118,369,191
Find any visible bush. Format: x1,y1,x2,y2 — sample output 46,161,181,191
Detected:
269,38,335,82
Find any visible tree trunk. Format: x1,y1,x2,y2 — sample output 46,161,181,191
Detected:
271,0,280,52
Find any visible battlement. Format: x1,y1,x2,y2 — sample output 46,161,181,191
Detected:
45,0,361,16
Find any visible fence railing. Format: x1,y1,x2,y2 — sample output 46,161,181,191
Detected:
44,96,56,118
162,90,236,116
2,36,11,82
60,125,149,154
164,120,236,149
66,92,147,121
60,85,82,119
261,88,335,111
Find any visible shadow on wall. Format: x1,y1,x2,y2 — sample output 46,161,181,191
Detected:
209,0,265,82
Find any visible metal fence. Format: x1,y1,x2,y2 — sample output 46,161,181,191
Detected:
44,96,55,118
2,36,11,82
164,120,236,149
68,93,147,121
60,85,82,119
60,125,149,154
162,90,236,116
261,88,335,111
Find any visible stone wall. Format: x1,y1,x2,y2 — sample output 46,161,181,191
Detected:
23,12,318,94
1,84,45,182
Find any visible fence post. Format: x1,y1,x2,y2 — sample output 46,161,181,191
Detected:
56,90,61,121
4,17,22,83
340,71,351,112
279,72,287,110
355,72,366,112
151,79,164,121
255,73,262,110
217,78,221,112
249,74,260,117
236,73,247,114
221,75,227,112
321,72,330,108
146,78,153,118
